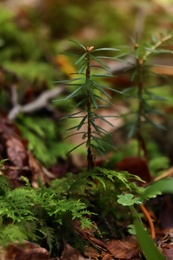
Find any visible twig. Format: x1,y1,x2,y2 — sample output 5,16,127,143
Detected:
0,64,66,120
142,34,173,62
8,85,66,120
0,165,29,171
11,84,19,106
86,46,95,171
154,167,173,182
140,204,156,239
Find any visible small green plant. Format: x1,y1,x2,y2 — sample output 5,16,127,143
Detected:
0,166,143,253
55,40,121,170
0,174,94,250
16,115,72,166
117,178,173,260
124,33,173,160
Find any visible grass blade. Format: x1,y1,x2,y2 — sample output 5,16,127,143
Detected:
135,218,165,260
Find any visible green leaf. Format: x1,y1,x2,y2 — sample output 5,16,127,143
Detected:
67,141,86,154
91,136,105,151
90,54,110,70
91,144,107,159
66,124,81,131
54,78,82,84
74,99,86,109
94,125,111,135
128,224,136,235
90,120,101,133
92,74,113,77
142,179,173,200
0,159,8,166
103,86,123,94
92,112,114,127
78,63,87,74
144,115,166,130
77,115,87,130
135,218,165,260
61,85,84,100
75,53,87,65
94,94,113,105
99,138,117,150
61,110,83,119
0,224,28,245
89,90,98,109
94,55,118,60
93,176,107,190
145,90,168,101
149,156,169,173
117,194,141,206
92,81,112,98
64,131,86,140
69,39,86,50
80,218,93,229
128,121,137,138
92,47,119,52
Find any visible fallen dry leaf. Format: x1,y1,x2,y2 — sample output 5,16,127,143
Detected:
4,241,49,260
61,243,87,260
28,151,52,187
73,220,108,252
73,220,141,259
161,243,173,260
6,137,27,167
106,236,140,259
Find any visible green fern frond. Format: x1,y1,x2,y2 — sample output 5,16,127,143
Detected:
18,220,39,241
17,116,73,166
39,225,55,252
92,167,143,192
50,171,96,199
80,217,93,229
0,188,37,222
0,175,11,195
0,224,28,246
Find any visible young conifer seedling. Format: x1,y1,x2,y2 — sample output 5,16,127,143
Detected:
55,40,121,170
124,33,173,160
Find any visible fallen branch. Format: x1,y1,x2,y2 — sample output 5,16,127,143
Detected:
8,85,66,120
154,167,173,182
0,64,66,120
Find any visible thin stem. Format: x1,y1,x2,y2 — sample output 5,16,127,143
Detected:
135,45,148,160
131,204,155,239
134,34,173,159
140,204,156,239
136,58,143,157
86,46,94,171
142,33,172,62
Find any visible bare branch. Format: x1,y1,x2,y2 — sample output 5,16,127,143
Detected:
11,84,19,106
8,85,66,120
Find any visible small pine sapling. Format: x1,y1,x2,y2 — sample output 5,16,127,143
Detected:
55,40,121,170
124,33,173,160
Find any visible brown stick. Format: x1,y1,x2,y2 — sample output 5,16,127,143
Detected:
140,204,156,239
154,167,173,182
8,85,66,120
